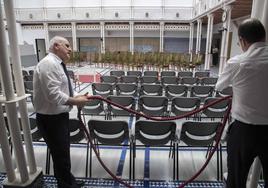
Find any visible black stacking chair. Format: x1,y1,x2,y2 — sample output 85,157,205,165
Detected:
138,96,168,117
110,70,125,77
87,120,131,178
179,121,222,180
165,85,188,99
116,83,138,96
144,71,158,77
133,120,177,180
92,83,113,98
161,71,176,77
127,70,142,77
140,84,163,96
177,71,193,77
170,97,201,119
194,71,210,78
107,95,135,118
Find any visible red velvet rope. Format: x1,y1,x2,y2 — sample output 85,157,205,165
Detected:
77,95,232,188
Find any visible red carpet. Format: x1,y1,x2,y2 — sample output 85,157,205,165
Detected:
78,74,100,83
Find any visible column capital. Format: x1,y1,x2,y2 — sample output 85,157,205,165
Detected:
223,5,232,12
197,18,203,24
207,13,214,19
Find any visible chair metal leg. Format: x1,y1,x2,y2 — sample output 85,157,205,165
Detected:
133,142,136,180
90,144,92,177
85,143,89,177
129,143,132,180
45,147,50,175
176,143,179,180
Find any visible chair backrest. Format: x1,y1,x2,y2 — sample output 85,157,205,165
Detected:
88,120,129,145
28,118,43,141
110,70,125,77
161,76,179,86
140,76,159,84
140,84,163,96
135,120,176,146
120,75,138,84
24,75,33,81
127,70,142,77
107,95,135,116
216,86,233,97
161,71,176,77
180,77,198,86
180,121,221,146
178,71,193,77
92,83,113,98
82,98,105,115
165,85,188,99
194,71,210,78
190,85,214,101
200,77,218,86
202,97,229,118
69,119,86,144
24,81,33,93
171,97,200,116
144,71,158,77
100,75,118,84
28,70,34,75
138,96,168,117
116,83,138,96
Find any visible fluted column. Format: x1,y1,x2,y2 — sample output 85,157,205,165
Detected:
159,22,164,52
129,21,134,54
100,22,105,54
44,23,49,52
218,6,232,74
189,22,194,62
71,22,77,51
196,19,202,55
204,14,214,70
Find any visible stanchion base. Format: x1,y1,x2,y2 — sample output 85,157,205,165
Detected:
3,167,43,188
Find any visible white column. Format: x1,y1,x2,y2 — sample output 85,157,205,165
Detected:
189,22,194,62
4,0,38,175
0,103,15,182
159,22,164,52
196,19,202,55
218,6,232,74
129,21,134,54
204,14,214,70
44,23,49,53
0,2,29,183
248,1,268,187
100,22,105,54
71,22,77,51
130,0,134,19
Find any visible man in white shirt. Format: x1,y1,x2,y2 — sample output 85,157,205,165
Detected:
215,19,268,188
33,36,88,188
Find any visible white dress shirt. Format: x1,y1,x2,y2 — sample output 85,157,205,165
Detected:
33,53,72,115
216,42,268,125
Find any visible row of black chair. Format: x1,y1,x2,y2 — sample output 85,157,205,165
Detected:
16,116,223,180
82,96,230,121
87,119,222,180
101,75,218,86
110,70,210,78
92,83,232,99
